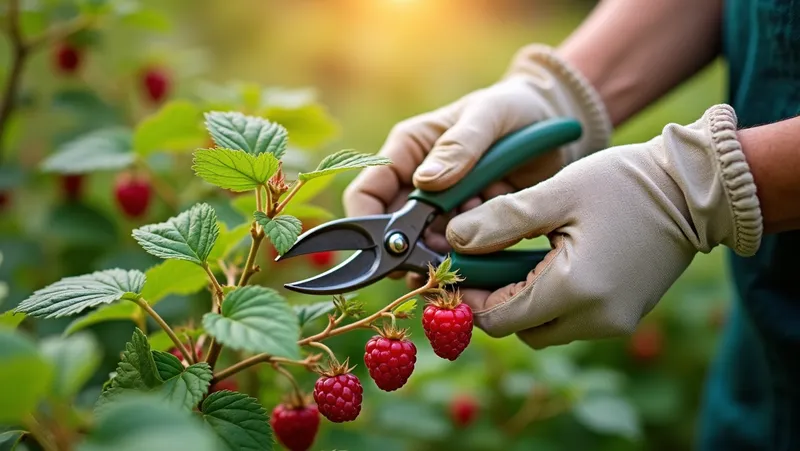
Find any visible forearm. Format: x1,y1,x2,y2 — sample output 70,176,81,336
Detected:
738,116,800,234
556,0,724,126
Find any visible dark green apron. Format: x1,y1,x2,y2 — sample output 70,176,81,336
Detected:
698,1,800,449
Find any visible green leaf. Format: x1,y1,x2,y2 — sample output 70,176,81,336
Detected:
0,430,24,451
0,310,25,329
141,260,209,306
393,299,417,316
203,286,300,358
204,111,288,158
254,213,301,255
46,202,118,247
151,352,212,410
286,175,333,204
40,127,134,174
119,8,172,32
151,351,185,380
148,328,203,353
0,329,54,423
132,203,220,265
64,302,138,335
208,222,251,262
192,148,280,192
40,333,101,399
231,193,257,219
80,395,222,451
573,395,641,440
294,301,335,328
15,269,145,319
262,103,339,149
282,203,334,221
201,390,273,451
433,255,463,286
97,328,162,409
298,149,391,182
134,101,205,156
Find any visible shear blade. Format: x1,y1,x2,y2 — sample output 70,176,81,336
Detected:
277,216,389,261
283,249,379,295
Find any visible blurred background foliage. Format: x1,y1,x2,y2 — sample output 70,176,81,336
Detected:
0,0,730,450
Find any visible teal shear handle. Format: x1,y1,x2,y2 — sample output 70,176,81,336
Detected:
409,117,582,289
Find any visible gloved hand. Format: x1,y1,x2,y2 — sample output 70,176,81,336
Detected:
343,44,612,280
446,104,763,349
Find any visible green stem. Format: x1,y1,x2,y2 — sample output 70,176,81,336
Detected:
237,226,264,286
23,414,58,451
133,298,193,364
202,262,225,308
274,180,305,215
308,341,337,362
272,363,304,402
212,354,316,383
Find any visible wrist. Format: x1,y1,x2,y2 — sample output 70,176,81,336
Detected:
505,44,613,161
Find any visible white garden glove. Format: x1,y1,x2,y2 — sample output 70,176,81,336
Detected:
343,44,611,277
446,104,763,349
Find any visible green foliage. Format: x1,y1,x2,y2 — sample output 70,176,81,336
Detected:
573,395,641,440
40,333,102,399
65,302,139,335
151,352,212,410
254,212,302,255
193,148,280,192
201,390,274,451
203,286,300,359
205,112,289,158
294,300,336,328
298,149,392,182
393,299,417,317
0,329,53,423
40,127,135,174
98,329,212,411
141,260,209,305
80,396,222,451
15,269,145,319
134,101,206,156
132,204,220,265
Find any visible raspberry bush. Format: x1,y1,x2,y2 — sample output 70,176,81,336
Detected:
0,2,731,451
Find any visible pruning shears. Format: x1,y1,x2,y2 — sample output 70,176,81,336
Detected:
277,118,583,295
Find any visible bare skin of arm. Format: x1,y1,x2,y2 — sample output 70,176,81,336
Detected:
558,0,725,126
738,118,800,234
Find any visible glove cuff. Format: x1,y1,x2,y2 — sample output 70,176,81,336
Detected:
706,104,763,256
505,44,613,161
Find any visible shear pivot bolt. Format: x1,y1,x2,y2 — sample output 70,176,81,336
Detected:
386,232,409,255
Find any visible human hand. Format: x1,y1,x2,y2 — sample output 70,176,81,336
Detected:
445,104,762,349
342,44,611,285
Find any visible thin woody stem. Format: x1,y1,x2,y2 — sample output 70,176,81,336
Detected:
274,180,305,215
308,341,337,362
202,262,225,307
212,354,319,383
237,226,264,286
272,363,304,400
134,298,193,364
298,279,436,346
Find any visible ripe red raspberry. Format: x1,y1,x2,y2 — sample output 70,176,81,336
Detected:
364,325,416,391
114,172,152,218
61,174,84,201
209,378,238,394
422,291,473,360
141,67,171,103
168,342,204,363
54,43,82,74
270,402,320,451
627,322,664,362
308,251,333,267
313,360,363,423
0,191,10,209
450,394,479,427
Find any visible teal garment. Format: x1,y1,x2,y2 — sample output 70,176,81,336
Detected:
698,0,800,449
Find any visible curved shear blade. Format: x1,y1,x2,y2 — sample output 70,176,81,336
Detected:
283,249,381,295
277,216,390,261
